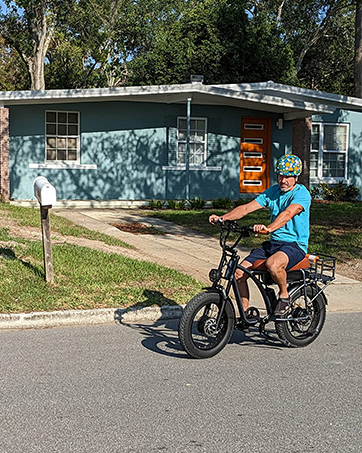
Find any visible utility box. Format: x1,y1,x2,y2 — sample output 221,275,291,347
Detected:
33,176,56,207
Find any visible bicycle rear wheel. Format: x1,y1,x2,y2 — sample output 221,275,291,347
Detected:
275,285,326,347
178,292,235,359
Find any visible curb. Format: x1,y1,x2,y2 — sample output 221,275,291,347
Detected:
0,305,185,330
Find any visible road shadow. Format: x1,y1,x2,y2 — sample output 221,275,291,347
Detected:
114,289,285,358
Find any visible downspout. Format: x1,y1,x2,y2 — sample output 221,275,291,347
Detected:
186,97,192,200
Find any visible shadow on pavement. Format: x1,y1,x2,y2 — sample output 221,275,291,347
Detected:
114,289,285,358
123,318,285,359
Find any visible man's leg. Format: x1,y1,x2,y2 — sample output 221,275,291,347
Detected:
235,260,253,311
265,251,290,313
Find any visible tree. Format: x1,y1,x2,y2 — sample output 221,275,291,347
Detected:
246,0,356,95
355,0,362,97
0,36,29,91
1,0,74,90
129,0,296,86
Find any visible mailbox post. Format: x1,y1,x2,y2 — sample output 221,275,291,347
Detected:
33,177,57,283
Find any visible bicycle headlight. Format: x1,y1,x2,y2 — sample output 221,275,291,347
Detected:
209,269,221,282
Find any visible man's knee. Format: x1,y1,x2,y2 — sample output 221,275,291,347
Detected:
266,254,288,273
235,261,252,281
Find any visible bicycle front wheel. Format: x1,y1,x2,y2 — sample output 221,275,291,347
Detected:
275,285,326,348
178,292,235,359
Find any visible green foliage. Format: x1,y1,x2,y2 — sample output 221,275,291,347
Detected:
315,182,360,202
0,0,357,94
188,196,206,210
149,199,166,209
0,239,202,312
168,199,186,210
234,197,249,206
212,197,233,210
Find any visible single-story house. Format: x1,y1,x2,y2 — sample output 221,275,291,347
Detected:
0,80,361,204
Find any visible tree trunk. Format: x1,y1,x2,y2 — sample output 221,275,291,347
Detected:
355,0,362,97
30,48,46,90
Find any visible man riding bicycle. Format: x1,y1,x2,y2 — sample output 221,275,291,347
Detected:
209,154,311,317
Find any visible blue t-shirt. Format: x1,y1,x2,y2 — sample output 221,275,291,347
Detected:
255,184,311,253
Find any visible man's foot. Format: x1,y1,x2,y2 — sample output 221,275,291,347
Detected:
274,297,291,316
236,321,250,333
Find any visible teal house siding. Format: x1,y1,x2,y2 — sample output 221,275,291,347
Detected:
312,109,362,192
9,100,293,201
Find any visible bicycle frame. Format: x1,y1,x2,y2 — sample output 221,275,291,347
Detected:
207,221,332,332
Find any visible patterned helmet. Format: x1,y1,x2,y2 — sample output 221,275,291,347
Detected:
275,154,302,176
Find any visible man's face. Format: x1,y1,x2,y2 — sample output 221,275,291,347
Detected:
278,174,298,192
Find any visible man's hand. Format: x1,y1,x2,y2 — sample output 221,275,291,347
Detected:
253,224,270,235
209,214,222,224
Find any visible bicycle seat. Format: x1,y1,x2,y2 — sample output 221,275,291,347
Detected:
252,256,310,271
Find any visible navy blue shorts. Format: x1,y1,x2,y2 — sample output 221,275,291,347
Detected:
244,240,306,271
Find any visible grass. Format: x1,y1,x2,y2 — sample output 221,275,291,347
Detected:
143,201,362,261
1,200,360,313
0,237,202,313
0,202,132,248
0,203,203,313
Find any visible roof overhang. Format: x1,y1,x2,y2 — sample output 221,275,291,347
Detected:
1,81,359,120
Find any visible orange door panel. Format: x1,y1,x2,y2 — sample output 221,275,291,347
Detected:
240,118,271,193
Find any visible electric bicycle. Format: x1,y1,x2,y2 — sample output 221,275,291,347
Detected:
178,220,336,359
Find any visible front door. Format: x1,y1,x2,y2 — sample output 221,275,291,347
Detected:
240,117,271,193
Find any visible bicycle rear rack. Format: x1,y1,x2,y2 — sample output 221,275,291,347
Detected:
309,254,336,283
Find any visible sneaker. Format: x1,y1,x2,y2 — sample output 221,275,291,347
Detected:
236,321,250,333
274,297,291,316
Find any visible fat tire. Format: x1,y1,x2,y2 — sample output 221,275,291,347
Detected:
275,285,326,348
179,292,235,359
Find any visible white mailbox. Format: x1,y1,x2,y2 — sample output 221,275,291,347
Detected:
33,176,57,207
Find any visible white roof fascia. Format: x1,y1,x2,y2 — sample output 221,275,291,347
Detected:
0,83,334,116
204,85,335,115
0,84,197,105
236,81,362,111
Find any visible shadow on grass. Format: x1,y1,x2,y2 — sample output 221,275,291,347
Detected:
0,247,45,279
114,289,284,359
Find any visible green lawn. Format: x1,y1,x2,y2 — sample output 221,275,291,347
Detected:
1,202,133,248
0,204,203,313
143,201,362,261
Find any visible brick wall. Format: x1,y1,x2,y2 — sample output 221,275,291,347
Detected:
292,117,311,189
0,108,10,201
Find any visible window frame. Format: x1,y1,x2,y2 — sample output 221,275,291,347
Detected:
310,122,349,183
45,110,81,164
177,116,208,167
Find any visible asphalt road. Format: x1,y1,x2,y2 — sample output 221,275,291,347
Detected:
1,312,361,453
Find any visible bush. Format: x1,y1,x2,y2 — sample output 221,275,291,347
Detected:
212,197,233,210
234,197,249,206
149,199,166,209
188,196,205,210
315,182,360,202
168,199,186,210
344,184,360,201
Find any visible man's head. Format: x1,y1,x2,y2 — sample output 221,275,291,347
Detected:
275,154,302,192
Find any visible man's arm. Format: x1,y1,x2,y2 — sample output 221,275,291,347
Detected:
209,199,262,224
254,203,303,233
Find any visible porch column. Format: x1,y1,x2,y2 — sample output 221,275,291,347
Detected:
292,117,311,189
185,97,192,200
0,107,10,201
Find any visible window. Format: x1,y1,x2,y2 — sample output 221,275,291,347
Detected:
310,123,349,181
45,111,80,162
177,117,207,166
